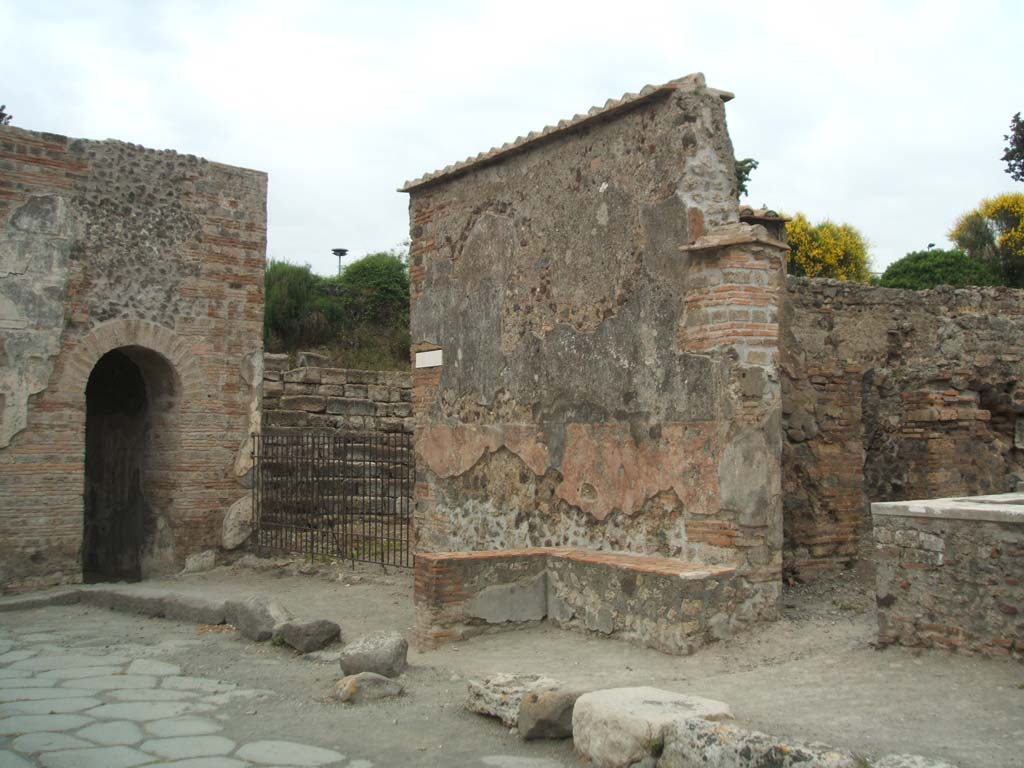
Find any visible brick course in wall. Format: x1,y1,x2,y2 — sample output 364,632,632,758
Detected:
0,125,266,592
781,278,1024,577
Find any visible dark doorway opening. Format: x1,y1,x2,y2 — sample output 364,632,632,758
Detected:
83,349,151,582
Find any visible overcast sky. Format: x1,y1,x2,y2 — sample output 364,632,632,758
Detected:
3,0,1021,275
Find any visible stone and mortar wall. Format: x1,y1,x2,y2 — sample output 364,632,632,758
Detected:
0,126,266,591
781,278,1024,577
414,548,738,655
407,74,785,621
873,494,1023,659
261,356,412,433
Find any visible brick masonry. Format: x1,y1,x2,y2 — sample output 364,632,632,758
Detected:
782,278,1024,577
414,547,740,655
872,494,1023,659
261,356,412,434
404,74,785,625
0,125,266,592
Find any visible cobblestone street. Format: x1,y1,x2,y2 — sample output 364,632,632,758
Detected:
0,599,572,768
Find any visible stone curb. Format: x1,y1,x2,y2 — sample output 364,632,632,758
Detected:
0,586,337,652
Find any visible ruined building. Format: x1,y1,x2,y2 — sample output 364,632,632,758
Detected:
405,74,787,649
404,73,1024,650
0,127,266,592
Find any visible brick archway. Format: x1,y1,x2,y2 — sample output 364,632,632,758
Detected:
59,321,206,579
57,320,205,404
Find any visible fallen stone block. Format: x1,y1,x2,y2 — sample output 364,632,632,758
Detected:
163,594,227,625
274,619,341,653
225,595,292,642
338,631,408,678
183,550,217,573
466,673,558,728
334,672,404,704
518,682,586,740
572,687,731,768
658,718,859,768
874,755,960,768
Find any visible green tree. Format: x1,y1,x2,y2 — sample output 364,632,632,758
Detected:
263,260,325,350
0,105,11,126
785,212,872,282
1003,112,1023,182
877,248,1000,290
326,250,409,328
949,193,1024,287
735,157,758,199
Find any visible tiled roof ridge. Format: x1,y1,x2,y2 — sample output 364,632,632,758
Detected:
400,72,732,193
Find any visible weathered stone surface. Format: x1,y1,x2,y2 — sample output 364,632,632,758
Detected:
221,495,255,550
658,718,859,768
163,594,227,626
466,572,547,624
274,619,341,653
337,631,407,678
334,672,404,703
183,550,217,573
466,673,557,728
225,595,292,642
873,755,961,768
76,721,145,746
873,494,1024,658
139,735,237,760
517,683,585,740
572,687,731,768
235,740,344,766
37,746,156,768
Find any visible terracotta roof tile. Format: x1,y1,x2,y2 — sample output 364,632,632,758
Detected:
400,73,732,193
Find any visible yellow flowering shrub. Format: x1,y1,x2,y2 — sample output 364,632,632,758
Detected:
784,212,872,282
949,192,1024,287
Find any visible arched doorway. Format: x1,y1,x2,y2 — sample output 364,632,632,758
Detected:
83,346,178,582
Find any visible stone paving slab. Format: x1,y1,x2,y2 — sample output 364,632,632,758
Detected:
235,740,345,765
76,720,145,745
37,745,155,768
1,697,103,714
140,734,237,759
145,716,224,737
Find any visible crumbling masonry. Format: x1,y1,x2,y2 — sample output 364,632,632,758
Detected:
404,74,1024,651
0,126,266,591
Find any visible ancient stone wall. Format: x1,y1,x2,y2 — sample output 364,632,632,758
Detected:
405,74,786,620
782,278,1024,576
0,126,266,591
873,493,1023,659
261,356,412,433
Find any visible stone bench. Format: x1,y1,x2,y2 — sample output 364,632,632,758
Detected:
414,547,739,655
872,492,1024,659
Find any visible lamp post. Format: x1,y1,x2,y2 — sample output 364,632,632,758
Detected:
332,248,348,276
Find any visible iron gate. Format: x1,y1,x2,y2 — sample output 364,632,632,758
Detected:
252,430,414,567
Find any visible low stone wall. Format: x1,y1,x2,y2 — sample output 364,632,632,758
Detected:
414,548,741,655
262,356,412,433
873,493,1023,659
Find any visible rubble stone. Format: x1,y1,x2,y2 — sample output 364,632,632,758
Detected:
274,619,341,653
572,687,731,768
224,595,292,642
337,631,408,678
333,672,404,704
466,673,557,728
